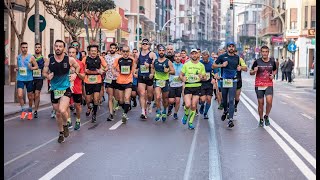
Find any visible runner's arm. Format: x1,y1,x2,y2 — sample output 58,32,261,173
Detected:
77,62,85,80
149,59,155,78
42,58,50,79
29,56,39,70
69,57,80,74
250,60,258,75
168,61,175,75
240,58,248,72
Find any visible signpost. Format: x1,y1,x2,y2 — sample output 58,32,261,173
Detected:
28,14,46,32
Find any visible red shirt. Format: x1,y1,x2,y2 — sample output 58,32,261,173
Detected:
181,56,189,64
72,59,85,94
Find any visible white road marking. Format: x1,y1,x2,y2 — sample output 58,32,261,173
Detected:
4,106,52,122
240,97,316,180
183,117,201,180
280,101,287,104
280,94,292,99
301,113,313,120
109,120,123,130
4,112,107,167
38,153,84,180
208,101,222,180
241,93,316,169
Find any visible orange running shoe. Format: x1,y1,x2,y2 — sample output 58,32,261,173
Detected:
20,111,27,120
27,112,33,120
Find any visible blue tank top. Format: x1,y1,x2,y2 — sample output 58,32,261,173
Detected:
138,51,153,76
33,55,45,79
169,62,183,81
17,54,33,81
200,59,213,83
49,56,70,90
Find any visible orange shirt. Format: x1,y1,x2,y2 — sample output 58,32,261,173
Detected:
82,56,107,84
113,57,135,84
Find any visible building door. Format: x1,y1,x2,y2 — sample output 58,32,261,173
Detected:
308,49,314,75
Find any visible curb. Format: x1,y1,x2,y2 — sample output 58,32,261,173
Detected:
4,102,52,118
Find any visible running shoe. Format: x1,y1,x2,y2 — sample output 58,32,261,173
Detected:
161,113,167,122
173,113,178,120
63,125,69,138
107,114,114,121
227,119,234,128
86,108,92,116
74,121,81,130
264,115,270,126
58,133,65,143
140,114,147,119
92,114,97,123
204,114,209,119
218,104,224,110
196,109,199,116
67,121,73,129
27,112,33,120
152,102,156,108
155,110,161,121
50,110,56,119
20,111,27,120
122,113,128,123
221,111,227,121
182,114,188,125
234,106,238,113
132,99,137,107
259,119,264,127
188,122,195,130
34,111,38,118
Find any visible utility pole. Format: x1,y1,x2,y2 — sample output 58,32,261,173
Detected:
137,0,140,49
313,30,316,89
35,0,40,43
99,28,102,52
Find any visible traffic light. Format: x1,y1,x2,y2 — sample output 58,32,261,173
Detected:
230,0,233,10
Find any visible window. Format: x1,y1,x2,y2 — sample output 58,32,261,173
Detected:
311,6,315,28
304,6,308,28
290,8,297,29
50,29,54,54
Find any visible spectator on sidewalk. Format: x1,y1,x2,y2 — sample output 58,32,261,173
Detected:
280,57,287,81
275,58,279,80
285,58,294,83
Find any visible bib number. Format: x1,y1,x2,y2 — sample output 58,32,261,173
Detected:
88,75,98,83
187,74,200,83
54,90,66,99
19,67,27,76
258,86,268,90
206,72,211,81
172,76,181,83
33,69,41,77
121,65,130,75
140,65,149,73
222,79,233,88
156,80,166,88
104,78,112,84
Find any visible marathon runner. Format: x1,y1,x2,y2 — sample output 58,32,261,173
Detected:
234,50,247,115
165,44,175,62
168,52,184,120
180,48,206,129
212,53,223,110
250,45,277,126
131,48,139,108
151,45,175,122
199,50,217,119
32,43,46,118
112,45,136,123
104,43,121,121
42,39,80,143
213,42,241,128
15,42,39,120
136,38,157,119
180,49,189,64
82,44,108,123
67,46,85,130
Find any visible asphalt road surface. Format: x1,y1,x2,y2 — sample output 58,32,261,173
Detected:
4,73,316,180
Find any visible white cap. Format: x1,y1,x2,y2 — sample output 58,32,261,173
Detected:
190,48,198,53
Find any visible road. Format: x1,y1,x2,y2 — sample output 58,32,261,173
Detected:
4,73,316,180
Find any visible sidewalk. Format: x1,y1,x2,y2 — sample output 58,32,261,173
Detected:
4,80,52,117
274,76,316,92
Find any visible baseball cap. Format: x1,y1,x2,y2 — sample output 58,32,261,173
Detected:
142,38,149,44
190,48,198,53
157,44,165,50
227,42,236,47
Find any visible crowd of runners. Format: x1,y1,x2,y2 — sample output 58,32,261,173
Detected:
14,38,277,143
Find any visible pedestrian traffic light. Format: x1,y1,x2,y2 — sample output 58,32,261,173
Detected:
230,0,233,10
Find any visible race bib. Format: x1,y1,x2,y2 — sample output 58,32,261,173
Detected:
156,80,166,88
258,86,268,90
172,76,181,83
53,90,66,99
206,72,211,81
19,67,27,76
187,74,200,83
170,76,182,87
104,78,112,84
88,75,98,83
33,69,41,77
222,79,233,88
140,65,149,73
121,65,130,75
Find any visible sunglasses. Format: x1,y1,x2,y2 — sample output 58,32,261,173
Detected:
142,43,148,45
122,50,129,52
213,57,218,58
72,44,79,47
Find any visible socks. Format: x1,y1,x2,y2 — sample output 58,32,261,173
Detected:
213,89,217,97
168,104,174,112
141,109,145,115
189,110,196,124
28,107,32,112
119,103,124,110
204,103,211,114
124,103,130,113
162,108,167,115
21,105,25,112
93,104,98,115
67,118,71,123
184,106,190,116
76,118,80,122
235,100,239,107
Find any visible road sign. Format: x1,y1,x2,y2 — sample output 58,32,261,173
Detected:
28,14,46,32
287,43,297,52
